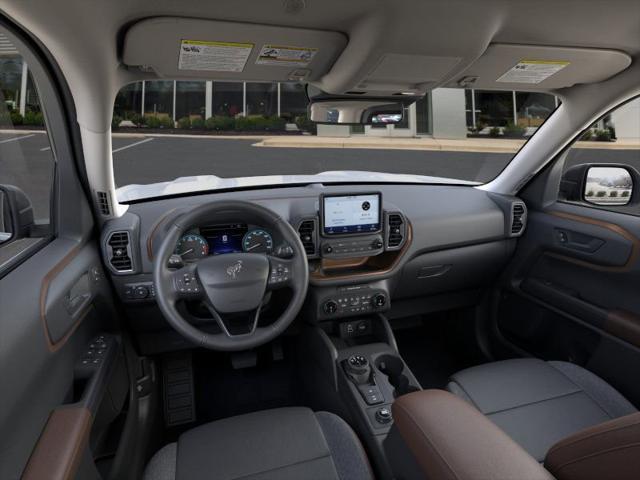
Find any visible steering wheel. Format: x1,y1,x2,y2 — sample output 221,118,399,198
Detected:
153,201,309,351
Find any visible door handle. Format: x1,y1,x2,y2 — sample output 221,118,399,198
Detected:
554,228,605,253
65,272,92,318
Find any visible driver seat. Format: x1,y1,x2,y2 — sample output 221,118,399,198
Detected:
143,407,374,480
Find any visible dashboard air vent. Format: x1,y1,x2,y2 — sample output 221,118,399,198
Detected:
386,213,406,250
298,219,317,256
96,191,111,216
511,203,527,236
107,231,133,272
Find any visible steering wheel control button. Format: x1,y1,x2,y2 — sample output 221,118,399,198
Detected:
168,254,184,268
269,262,290,286
274,245,294,258
375,406,393,424
175,272,200,295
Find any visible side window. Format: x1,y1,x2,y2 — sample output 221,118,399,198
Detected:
0,31,55,248
560,98,640,215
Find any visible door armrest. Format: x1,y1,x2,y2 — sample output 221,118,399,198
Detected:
545,412,640,480
391,390,554,480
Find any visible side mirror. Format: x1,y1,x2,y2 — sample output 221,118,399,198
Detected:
584,166,633,206
0,185,34,245
559,164,636,207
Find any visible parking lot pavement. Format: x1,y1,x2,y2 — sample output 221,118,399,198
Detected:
2,132,639,220
110,135,516,186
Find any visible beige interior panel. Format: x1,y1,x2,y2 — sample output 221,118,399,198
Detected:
122,17,347,82
355,53,462,93
447,44,632,90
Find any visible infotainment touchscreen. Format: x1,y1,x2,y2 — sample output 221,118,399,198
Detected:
322,193,381,235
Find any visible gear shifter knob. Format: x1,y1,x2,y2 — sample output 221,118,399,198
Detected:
345,354,371,384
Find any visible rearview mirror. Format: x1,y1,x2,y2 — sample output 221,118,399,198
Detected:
584,166,633,206
309,99,409,125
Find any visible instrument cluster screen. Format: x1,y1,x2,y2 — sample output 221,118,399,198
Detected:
322,193,381,235
201,224,246,255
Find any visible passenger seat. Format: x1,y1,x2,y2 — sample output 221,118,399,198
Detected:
446,358,636,461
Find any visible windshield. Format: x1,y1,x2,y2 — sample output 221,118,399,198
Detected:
112,82,559,201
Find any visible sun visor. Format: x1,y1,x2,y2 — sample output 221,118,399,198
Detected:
122,18,347,82
447,44,631,91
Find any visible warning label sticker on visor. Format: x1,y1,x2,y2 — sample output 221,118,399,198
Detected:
256,45,318,67
178,40,253,72
496,60,570,84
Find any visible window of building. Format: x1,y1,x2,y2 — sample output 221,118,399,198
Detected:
464,90,474,127
474,90,513,127
416,96,431,135
0,56,23,110
114,82,143,120
245,82,277,117
515,92,556,128
279,82,307,121
176,81,206,120
144,80,173,118
24,73,41,113
212,82,243,117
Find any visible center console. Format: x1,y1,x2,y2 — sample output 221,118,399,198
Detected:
299,312,421,479
295,191,420,477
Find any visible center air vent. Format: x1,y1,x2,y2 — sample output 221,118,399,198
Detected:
386,212,406,250
510,203,527,236
298,219,317,257
107,231,133,272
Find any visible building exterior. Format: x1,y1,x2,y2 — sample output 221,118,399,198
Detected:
2,38,638,141
0,34,41,116
113,80,567,139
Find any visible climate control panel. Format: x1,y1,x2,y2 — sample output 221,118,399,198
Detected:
320,234,384,259
320,285,389,319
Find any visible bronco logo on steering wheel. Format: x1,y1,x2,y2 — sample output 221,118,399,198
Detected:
225,260,243,279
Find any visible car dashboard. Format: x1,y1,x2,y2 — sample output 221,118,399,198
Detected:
100,183,527,354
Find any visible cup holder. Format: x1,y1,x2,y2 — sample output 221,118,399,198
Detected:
375,354,420,397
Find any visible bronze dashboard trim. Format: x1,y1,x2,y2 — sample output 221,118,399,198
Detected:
310,221,413,282
546,210,640,272
146,208,178,261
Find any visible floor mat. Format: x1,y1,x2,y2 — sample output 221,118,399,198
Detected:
394,312,486,389
191,340,305,425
